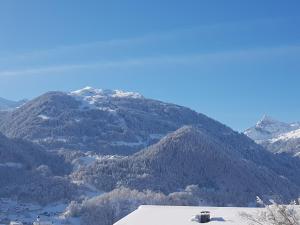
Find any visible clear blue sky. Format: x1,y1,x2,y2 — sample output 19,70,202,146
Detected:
0,0,300,131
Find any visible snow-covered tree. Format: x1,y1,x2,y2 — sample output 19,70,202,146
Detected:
240,198,300,225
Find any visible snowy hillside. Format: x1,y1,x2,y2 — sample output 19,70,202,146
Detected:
2,89,300,224
74,126,300,206
0,132,76,204
244,115,300,154
0,87,218,154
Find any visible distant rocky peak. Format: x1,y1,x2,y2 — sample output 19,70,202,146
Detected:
255,115,293,134
256,115,282,127
244,115,300,143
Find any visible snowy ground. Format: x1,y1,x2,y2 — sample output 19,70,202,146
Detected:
0,198,78,225
114,205,263,225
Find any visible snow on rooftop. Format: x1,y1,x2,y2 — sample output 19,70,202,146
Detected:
114,205,261,225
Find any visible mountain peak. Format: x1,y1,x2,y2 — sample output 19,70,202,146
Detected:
245,115,300,144
256,115,281,127
71,86,102,96
70,87,144,99
255,115,292,131
251,115,294,132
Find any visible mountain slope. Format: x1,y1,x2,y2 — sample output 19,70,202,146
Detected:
244,116,300,154
0,133,70,174
0,97,26,111
0,133,75,204
74,126,300,206
0,111,7,124
0,87,225,155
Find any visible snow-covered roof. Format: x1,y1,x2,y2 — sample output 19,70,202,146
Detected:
114,205,261,225
70,86,143,99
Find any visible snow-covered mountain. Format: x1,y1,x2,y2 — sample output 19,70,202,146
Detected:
3,88,300,223
74,125,300,206
244,115,300,154
71,86,144,100
0,97,27,111
0,87,220,154
3,88,300,207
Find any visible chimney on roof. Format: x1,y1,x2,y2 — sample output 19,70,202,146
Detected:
195,211,210,223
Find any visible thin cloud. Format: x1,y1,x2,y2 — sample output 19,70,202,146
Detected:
0,17,285,63
1,44,299,77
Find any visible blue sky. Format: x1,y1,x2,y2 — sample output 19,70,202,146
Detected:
0,0,300,130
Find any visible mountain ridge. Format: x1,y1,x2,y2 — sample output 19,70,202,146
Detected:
0,97,27,111
74,125,300,206
0,87,224,155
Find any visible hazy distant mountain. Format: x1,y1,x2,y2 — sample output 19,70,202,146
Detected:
74,126,300,206
244,115,300,155
0,97,27,111
0,132,75,204
0,87,220,155
0,111,7,124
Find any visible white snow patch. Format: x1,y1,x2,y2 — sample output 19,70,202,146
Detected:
98,107,117,113
0,162,23,168
111,89,143,99
70,87,143,100
111,141,145,147
69,87,143,111
270,128,300,143
38,114,50,120
33,137,68,144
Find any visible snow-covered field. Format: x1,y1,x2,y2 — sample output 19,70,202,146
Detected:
114,205,262,225
0,198,78,225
